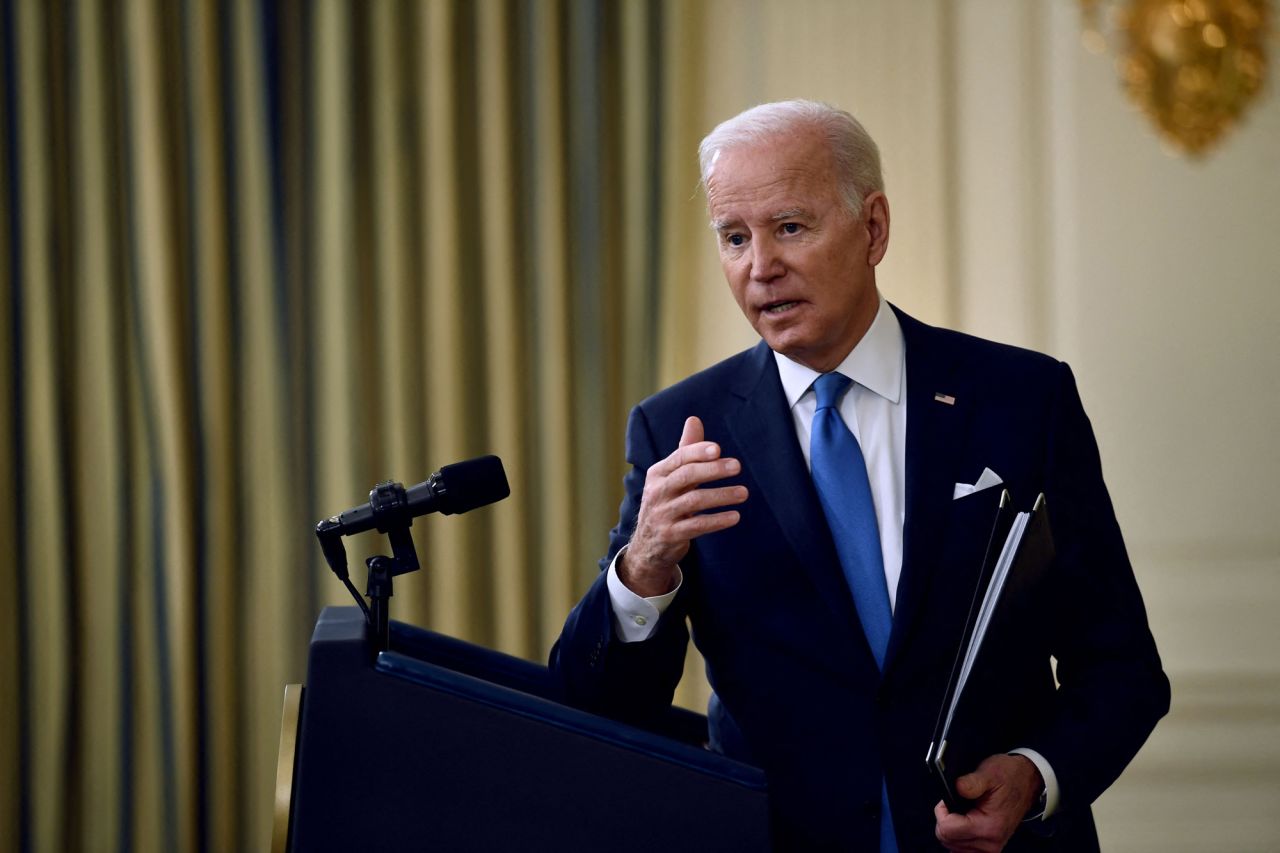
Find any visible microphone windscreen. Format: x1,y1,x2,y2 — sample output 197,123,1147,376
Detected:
435,455,510,514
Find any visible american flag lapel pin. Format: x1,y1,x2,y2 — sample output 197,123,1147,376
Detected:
934,392,956,405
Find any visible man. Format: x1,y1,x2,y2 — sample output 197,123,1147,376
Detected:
551,100,1168,851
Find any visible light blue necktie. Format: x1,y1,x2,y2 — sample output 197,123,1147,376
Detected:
809,372,898,853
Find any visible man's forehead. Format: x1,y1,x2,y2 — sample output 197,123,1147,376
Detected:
707,157,831,225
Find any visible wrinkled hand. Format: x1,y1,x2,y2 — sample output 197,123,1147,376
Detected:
934,754,1043,853
620,416,748,596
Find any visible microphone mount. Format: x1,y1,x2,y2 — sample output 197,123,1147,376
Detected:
315,456,509,654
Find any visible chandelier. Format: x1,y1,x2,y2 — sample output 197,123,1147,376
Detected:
1080,0,1270,157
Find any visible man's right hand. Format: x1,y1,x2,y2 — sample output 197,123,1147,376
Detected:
619,416,748,597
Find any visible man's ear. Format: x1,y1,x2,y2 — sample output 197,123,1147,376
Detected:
863,192,890,266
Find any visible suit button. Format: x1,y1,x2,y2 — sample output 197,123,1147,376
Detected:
861,799,878,819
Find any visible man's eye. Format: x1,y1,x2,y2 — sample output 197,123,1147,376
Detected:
781,222,801,235
726,234,746,247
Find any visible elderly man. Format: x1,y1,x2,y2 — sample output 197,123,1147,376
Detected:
551,100,1168,851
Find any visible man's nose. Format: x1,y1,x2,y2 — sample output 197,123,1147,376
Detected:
750,237,784,282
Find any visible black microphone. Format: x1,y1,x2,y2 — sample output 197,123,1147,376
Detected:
314,455,509,646
323,455,510,538
408,454,511,516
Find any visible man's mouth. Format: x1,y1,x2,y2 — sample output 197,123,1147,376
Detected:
763,300,799,315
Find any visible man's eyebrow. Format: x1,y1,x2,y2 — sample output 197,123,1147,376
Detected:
710,209,809,232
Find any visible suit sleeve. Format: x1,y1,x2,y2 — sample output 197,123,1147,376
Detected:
1030,362,1171,809
548,404,692,726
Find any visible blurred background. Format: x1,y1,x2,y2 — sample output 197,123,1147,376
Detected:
1,0,1277,850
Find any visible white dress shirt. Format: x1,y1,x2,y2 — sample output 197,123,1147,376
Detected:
603,295,1058,816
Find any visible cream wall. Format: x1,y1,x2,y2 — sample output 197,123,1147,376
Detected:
671,1,1280,850
1040,4,1280,850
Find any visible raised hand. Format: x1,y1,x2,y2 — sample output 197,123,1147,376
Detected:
619,416,749,597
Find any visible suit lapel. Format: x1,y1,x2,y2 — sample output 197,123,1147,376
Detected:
885,309,971,675
722,343,868,655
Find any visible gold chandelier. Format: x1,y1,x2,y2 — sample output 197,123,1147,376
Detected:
1081,0,1270,157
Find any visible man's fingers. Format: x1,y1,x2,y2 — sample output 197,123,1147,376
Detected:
644,484,747,531
633,416,746,559
936,760,1031,852
664,457,741,493
648,445,736,483
679,415,704,447
933,800,973,835
670,509,742,538
648,440,718,477
652,416,723,477
643,461,745,524
934,804,983,851
669,485,748,516
954,772,987,800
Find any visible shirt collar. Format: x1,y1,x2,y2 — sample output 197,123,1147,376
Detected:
773,295,905,409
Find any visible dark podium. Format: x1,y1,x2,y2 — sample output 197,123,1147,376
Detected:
281,606,770,852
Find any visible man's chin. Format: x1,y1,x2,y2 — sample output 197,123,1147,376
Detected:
767,342,824,371
754,323,806,354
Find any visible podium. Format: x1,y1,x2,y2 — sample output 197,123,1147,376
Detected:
280,607,770,851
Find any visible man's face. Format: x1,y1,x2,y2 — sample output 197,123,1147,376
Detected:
706,128,889,373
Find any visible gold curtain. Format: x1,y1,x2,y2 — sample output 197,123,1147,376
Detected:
0,0,708,850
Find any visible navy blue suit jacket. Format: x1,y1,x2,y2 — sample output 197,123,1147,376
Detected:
551,307,1169,851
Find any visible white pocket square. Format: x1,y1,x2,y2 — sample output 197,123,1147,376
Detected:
953,467,1003,500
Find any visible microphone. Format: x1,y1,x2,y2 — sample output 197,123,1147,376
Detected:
407,454,511,517
314,455,509,650
323,455,510,538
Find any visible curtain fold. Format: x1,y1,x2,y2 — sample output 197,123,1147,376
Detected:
0,1,699,849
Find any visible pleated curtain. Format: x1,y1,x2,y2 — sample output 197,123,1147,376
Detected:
0,0,710,850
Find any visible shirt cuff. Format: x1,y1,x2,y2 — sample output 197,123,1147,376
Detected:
1008,747,1059,820
605,546,682,643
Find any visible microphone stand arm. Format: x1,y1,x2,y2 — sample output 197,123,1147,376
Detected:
316,481,423,656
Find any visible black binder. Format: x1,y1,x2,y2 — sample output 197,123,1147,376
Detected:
925,492,1054,811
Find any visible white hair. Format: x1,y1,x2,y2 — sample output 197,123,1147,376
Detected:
698,100,884,216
